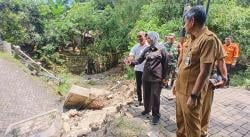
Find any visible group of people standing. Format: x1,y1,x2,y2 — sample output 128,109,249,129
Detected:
124,5,240,137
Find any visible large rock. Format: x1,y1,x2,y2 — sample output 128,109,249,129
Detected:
4,109,62,137
64,85,110,110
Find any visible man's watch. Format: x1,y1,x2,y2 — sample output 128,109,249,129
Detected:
191,94,198,100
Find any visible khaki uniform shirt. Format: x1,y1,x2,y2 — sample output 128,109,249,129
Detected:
206,34,226,91
176,27,220,96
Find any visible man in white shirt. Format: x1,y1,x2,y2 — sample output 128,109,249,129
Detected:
128,31,149,106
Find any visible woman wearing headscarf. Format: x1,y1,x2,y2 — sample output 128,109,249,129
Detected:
126,31,169,124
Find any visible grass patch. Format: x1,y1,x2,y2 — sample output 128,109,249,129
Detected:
111,116,146,137
231,67,250,88
56,72,98,95
57,72,71,95
0,52,31,73
87,80,97,85
0,52,19,63
123,66,135,80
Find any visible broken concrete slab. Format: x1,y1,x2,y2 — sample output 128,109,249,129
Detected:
4,109,62,137
64,85,110,110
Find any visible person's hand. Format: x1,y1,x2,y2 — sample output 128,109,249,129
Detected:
162,79,168,87
187,96,197,109
123,58,131,65
215,81,225,88
216,77,228,88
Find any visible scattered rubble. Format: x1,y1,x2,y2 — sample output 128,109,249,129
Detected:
60,79,137,137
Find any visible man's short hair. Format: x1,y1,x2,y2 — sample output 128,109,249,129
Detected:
184,5,207,26
168,33,175,38
228,36,233,41
137,31,146,37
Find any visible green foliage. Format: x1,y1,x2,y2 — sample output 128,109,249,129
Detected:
0,0,250,88
0,0,154,69
124,66,135,80
237,0,250,7
48,0,64,16
112,116,146,136
94,0,116,9
57,72,70,94
130,0,183,47
0,0,40,44
231,67,250,87
207,0,250,58
95,0,150,53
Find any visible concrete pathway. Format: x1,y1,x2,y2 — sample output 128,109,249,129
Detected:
0,58,61,136
128,87,250,137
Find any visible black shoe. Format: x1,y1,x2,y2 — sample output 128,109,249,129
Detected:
201,134,208,137
141,111,150,115
152,116,160,125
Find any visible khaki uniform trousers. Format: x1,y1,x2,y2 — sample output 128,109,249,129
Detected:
176,92,202,137
201,86,214,136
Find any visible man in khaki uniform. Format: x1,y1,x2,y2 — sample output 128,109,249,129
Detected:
200,39,228,137
175,31,228,137
175,6,221,137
